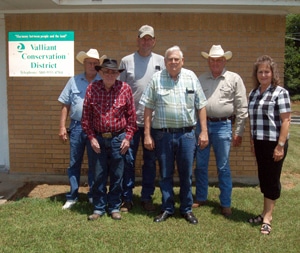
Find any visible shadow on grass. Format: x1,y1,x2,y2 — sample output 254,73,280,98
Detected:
10,181,259,223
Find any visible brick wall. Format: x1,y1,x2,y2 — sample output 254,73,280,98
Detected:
5,12,286,180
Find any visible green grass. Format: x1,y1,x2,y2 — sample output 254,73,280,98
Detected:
1,126,300,253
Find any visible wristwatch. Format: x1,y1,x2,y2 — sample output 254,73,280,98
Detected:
278,141,285,147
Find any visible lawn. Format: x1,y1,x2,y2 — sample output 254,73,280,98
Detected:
0,124,299,253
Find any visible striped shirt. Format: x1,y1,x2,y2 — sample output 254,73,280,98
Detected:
248,84,291,141
139,68,207,129
81,79,137,141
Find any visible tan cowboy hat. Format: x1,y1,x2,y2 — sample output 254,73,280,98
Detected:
76,48,107,64
201,45,232,60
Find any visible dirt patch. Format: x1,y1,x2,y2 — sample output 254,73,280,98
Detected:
10,183,89,201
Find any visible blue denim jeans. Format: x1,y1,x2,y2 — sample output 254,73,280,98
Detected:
194,120,232,207
91,132,125,215
66,120,94,201
122,127,156,202
153,129,196,214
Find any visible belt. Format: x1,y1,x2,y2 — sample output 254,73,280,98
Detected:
96,129,125,138
207,115,234,122
158,126,195,133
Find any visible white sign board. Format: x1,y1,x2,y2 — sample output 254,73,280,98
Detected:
8,31,74,77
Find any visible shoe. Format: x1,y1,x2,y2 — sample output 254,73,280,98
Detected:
111,212,122,220
182,212,198,225
153,211,172,223
141,200,156,212
120,201,133,212
88,213,104,221
88,198,93,204
221,206,232,217
192,200,207,208
248,214,263,224
260,223,272,235
62,200,77,210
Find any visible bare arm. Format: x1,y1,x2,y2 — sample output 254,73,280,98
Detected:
197,106,208,149
58,104,70,142
273,112,291,161
144,107,155,150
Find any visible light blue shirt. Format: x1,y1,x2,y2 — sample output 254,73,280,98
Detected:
58,72,101,121
119,52,165,127
140,68,207,129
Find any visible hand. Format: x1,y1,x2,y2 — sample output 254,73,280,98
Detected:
144,135,155,151
233,135,242,147
58,127,68,143
120,138,130,155
91,137,101,154
198,131,209,149
273,145,284,162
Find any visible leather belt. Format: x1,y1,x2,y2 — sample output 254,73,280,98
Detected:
96,129,125,138
158,126,195,133
207,115,234,122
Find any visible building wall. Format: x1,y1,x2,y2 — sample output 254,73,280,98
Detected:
5,12,286,180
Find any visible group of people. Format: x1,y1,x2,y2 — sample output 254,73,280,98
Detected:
58,25,291,235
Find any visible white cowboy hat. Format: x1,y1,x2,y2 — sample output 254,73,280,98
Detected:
76,48,107,64
201,45,232,60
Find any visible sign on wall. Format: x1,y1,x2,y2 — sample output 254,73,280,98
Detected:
8,31,74,77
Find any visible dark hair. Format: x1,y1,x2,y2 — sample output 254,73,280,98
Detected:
252,55,281,89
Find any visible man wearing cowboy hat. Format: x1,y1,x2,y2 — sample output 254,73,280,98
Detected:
58,48,106,210
82,58,137,221
193,45,248,217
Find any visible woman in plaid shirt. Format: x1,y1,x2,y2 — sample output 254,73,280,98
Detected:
248,55,291,235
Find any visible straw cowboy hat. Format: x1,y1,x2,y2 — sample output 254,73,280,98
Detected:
201,45,232,60
76,48,107,64
95,58,125,73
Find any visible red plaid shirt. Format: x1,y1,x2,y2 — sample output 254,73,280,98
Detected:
81,79,137,141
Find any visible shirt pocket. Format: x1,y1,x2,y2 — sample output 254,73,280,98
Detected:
157,89,171,104
71,87,83,106
185,89,195,109
219,86,233,100
113,100,127,118
90,102,101,115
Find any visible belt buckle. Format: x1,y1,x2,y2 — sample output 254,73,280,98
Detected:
102,132,112,138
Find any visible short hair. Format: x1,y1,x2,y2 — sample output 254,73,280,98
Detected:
164,45,184,59
252,55,281,89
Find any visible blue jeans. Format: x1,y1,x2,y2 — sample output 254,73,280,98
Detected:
91,132,125,215
122,127,156,202
153,129,196,214
66,120,94,201
194,120,232,207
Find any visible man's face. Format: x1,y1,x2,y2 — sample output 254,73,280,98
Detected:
165,50,184,79
137,35,156,52
99,68,119,87
84,58,100,75
208,57,226,77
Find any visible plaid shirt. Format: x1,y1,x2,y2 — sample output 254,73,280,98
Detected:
140,68,207,129
81,80,137,141
248,84,291,141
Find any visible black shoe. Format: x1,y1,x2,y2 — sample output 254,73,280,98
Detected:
153,211,172,222
182,212,198,225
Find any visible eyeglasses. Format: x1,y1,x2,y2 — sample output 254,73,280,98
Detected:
101,70,119,75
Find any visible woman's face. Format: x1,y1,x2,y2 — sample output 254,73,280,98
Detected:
257,63,272,86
